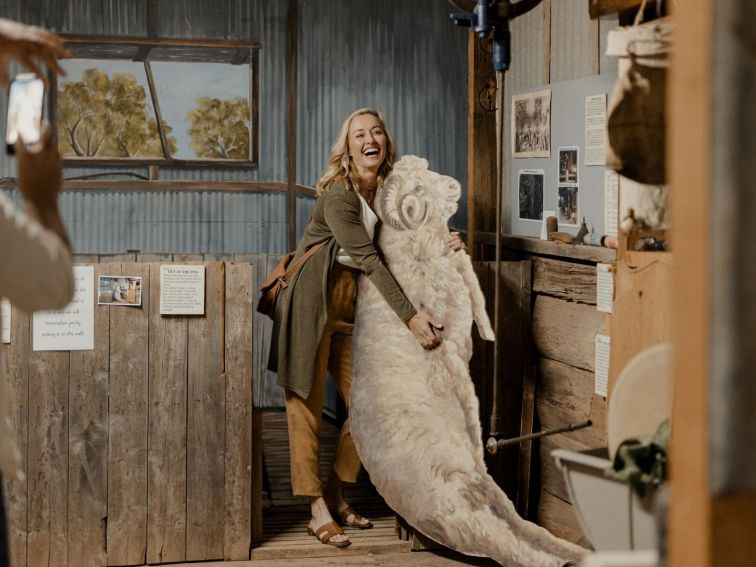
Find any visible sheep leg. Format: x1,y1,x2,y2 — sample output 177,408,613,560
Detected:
454,254,495,341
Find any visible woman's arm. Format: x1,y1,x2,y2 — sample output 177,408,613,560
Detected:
324,187,416,321
323,189,443,348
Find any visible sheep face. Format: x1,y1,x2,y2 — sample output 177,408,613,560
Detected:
377,155,461,232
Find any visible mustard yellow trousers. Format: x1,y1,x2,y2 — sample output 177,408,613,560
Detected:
284,263,363,496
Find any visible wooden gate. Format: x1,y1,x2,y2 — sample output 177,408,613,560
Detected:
0,261,260,567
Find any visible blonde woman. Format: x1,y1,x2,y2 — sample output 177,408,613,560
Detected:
268,108,464,547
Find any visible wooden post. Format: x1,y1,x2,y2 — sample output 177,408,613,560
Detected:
668,1,711,566
287,0,298,251
467,31,498,260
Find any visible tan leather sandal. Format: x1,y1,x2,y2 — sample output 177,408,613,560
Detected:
337,506,373,529
307,520,351,547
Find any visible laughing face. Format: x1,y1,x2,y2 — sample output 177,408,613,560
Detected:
347,113,387,182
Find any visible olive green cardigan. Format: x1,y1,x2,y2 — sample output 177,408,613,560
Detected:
268,183,417,400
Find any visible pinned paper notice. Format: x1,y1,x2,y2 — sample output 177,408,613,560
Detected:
597,264,614,313
160,265,206,315
1,298,10,343
33,265,95,351
585,94,607,166
604,170,619,237
595,334,611,397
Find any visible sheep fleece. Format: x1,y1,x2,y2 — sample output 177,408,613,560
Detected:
350,155,586,567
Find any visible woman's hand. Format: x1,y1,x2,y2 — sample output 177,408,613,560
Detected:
16,124,70,250
406,310,444,350
448,231,466,253
0,18,69,88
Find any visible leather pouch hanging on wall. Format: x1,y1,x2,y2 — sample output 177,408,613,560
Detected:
606,55,667,185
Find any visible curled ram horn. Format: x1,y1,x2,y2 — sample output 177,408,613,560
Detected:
376,173,404,230
397,193,429,230
436,179,462,222
378,155,431,230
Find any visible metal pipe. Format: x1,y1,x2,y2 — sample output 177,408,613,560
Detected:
485,420,593,454
489,67,505,437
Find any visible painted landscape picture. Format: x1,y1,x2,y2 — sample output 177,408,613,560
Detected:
57,59,251,160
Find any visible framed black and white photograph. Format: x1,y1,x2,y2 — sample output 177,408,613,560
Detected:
558,146,579,185
558,185,579,226
518,169,545,221
512,89,551,157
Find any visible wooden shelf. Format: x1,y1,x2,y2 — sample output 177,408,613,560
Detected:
589,0,645,19
475,233,617,264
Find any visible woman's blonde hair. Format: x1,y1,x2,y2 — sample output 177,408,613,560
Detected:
315,108,397,195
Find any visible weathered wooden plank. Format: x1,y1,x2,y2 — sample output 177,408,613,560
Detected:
536,489,590,548
174,253,204,263
536,357,608,449
608,253,673,398
224,263,254,560
186,262,225,560
72,254,100,263
68,263,109,567
251,410,264,546
470,260,532,506
27,346,69,566
146,263,188,564
99,253,137,263
107,263,150,566
532,295,608,372
467,29,498,257
532,257,598,305
499,235,616,264
1,307,30,567
137,253,173,263
550,0,600,82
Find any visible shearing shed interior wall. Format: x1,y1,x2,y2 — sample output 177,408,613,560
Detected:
496,0,619,545
0,0,468,254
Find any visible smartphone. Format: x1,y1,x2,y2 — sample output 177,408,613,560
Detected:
5,72,45,154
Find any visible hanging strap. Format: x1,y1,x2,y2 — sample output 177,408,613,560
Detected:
284,240,326,277
633,0,649,26
633,0,663,27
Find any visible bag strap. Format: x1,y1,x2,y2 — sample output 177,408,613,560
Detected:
284,240,326,277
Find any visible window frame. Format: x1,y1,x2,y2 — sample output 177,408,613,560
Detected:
57,35,260,168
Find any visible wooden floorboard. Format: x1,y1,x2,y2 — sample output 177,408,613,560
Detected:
140,548,499,566
255,411,410,560
128,412,499,566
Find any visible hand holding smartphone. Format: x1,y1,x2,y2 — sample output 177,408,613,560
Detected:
5,72,45,154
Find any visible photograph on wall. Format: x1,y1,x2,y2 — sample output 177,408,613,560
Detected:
518,169,545,221
558,146,579,185
98,276,143,307
558,185,579,226
512,89,551,157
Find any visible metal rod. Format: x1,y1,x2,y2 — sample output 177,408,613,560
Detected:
489,67,504,437
486,420,593,454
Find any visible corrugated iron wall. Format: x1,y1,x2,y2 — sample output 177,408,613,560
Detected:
296,0,468,228
0,0,467,253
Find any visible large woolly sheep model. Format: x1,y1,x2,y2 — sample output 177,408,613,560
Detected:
350,155,586,567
